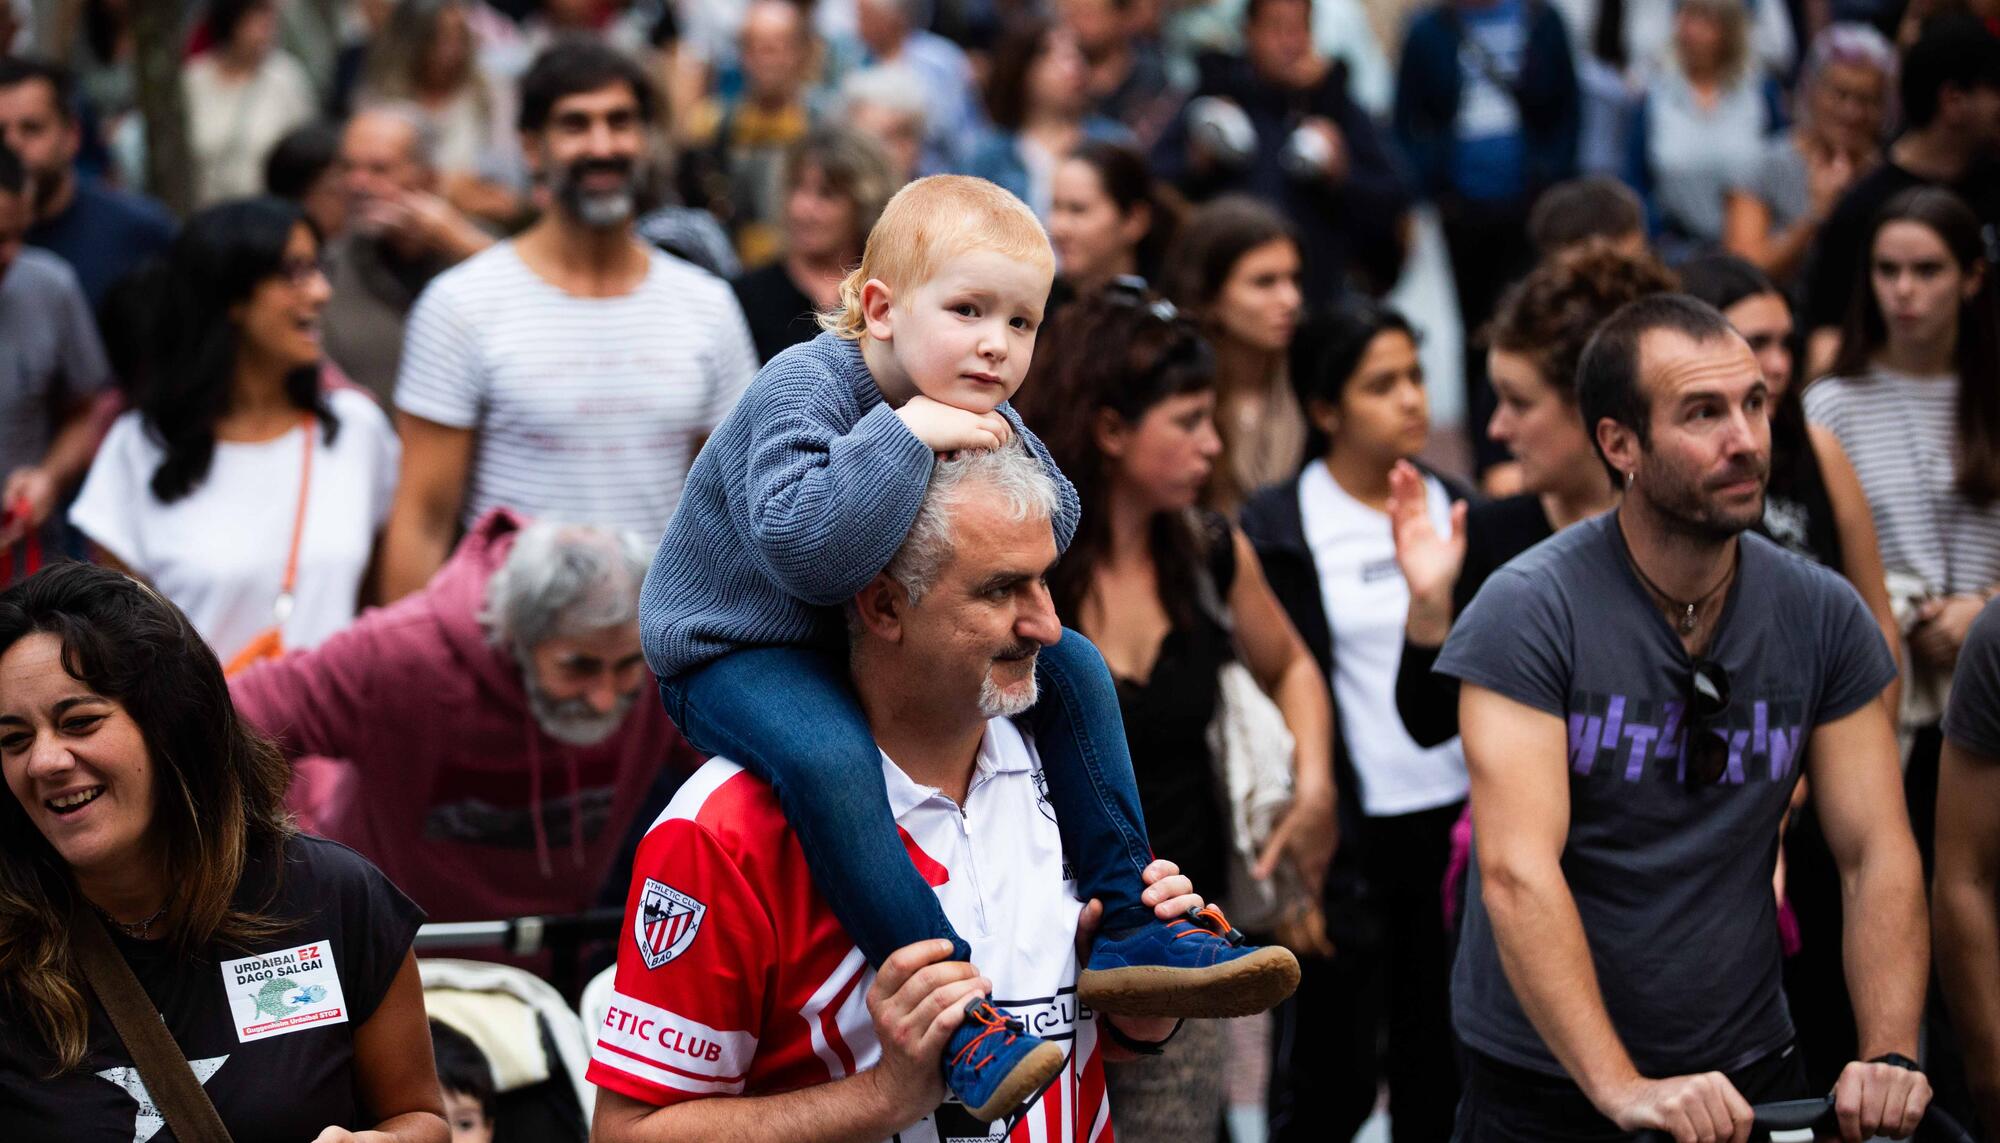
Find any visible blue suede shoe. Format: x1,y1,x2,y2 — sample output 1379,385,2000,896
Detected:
1078,904,1301,1018
942,997,1066,1123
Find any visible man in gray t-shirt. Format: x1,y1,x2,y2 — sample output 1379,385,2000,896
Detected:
1438,295,1929,1143
0,149,110,573
1934,598,2000,1133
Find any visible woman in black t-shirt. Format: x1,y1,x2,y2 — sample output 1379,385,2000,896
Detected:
1014,285,1334,1142
0,562,445,1142
729,130,895,365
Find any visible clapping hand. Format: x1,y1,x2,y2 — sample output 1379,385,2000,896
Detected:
1387,460,1467,646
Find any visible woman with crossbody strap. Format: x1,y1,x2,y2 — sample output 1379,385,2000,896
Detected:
0,562,446,1142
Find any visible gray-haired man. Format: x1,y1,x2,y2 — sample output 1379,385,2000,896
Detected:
232,508,701,925
592,444,1199,1143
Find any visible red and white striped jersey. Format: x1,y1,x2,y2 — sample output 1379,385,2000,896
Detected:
586,718,1114,1143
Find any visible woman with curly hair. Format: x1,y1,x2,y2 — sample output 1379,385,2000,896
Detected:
1387,239,1678,748
0,562,444,1140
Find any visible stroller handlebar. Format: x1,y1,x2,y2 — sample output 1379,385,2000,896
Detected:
1633,1093,1975,1143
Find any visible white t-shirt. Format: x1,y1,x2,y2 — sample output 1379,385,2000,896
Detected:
588,718,1110,1142
1299,462,1470,816
395,243,758,538
70,389,399,664
182,51,318,207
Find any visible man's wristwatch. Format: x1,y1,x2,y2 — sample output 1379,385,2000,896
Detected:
1869,1052,1923,1073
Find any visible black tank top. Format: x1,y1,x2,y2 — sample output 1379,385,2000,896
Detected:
1760,422,1844,571
1110,512,1236,901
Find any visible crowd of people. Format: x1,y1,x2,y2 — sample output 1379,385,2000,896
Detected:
2,0,2000,1141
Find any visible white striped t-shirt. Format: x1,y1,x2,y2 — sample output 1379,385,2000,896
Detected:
395,243,758,538
1803,370,2000,595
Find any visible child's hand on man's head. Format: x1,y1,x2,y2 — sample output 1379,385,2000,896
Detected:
896,395,1015,456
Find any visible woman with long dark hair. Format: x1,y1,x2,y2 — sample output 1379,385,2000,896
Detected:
1805,184,2000,885
0,562,444,1139
1013,286,1334,1142
69,197,400,670
1808,188,2000,698
1160,195,1306,514
1046,140,1179,298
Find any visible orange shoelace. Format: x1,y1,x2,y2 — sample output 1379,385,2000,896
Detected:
949,1004,1020,1074
1172,903,1240,940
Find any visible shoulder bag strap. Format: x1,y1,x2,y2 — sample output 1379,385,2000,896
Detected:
72,906,235,1143
1447,3,1531,103
274,415,317,626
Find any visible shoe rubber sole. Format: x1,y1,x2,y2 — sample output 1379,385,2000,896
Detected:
1077,945,1302,1018
962,1040,1068,1123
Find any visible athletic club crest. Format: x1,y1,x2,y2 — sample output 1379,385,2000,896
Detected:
634,878,706,970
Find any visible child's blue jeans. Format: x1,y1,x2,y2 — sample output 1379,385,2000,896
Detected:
659,629,1155,966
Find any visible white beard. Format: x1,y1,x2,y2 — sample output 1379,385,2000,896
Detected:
977,664,1039,718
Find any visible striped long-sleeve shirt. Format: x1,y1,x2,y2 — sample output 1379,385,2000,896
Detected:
1804,369,2000,595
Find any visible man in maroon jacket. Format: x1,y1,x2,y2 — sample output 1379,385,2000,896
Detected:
232,508,702,923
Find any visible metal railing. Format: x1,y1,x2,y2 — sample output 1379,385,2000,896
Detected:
416,907,623,1000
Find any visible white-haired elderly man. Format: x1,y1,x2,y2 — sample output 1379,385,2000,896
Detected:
589,444,1216,1143
232,507,701,925
321,102,494,407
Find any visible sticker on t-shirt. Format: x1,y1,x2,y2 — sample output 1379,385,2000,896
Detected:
220,940,349,1043
635,878,705,969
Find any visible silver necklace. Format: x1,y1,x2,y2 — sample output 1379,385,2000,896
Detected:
1628,545,1737,635
95,900,170,940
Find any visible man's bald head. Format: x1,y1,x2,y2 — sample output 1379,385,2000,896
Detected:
741,0,812,106
341,104,437,209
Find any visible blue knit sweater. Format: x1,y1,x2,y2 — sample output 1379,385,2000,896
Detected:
640,331,1082,679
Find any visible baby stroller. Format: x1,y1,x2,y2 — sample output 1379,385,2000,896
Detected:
421,957,595,1142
